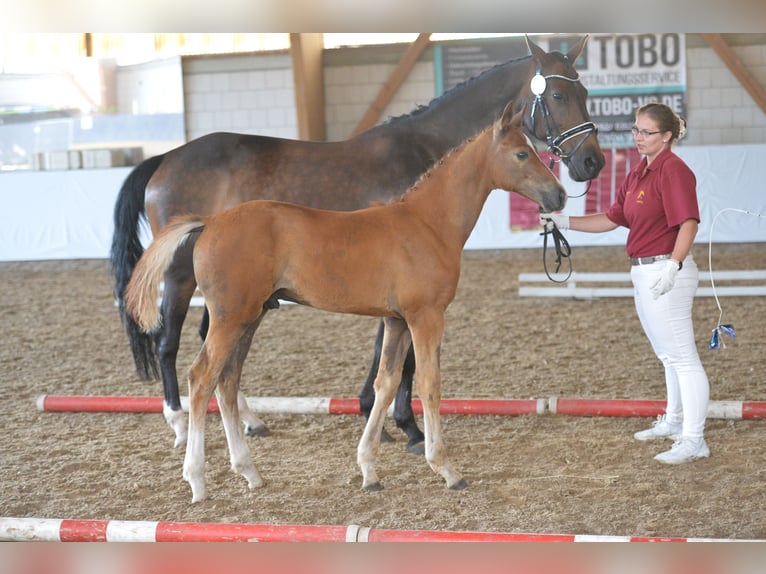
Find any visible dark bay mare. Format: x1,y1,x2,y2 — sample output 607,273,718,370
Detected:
111,36,604,451
124,103,567,502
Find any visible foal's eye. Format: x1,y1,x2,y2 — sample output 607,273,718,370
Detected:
516,151,529,160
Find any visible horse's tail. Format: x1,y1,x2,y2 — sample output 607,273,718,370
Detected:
110,154,165,380
125,216,205,334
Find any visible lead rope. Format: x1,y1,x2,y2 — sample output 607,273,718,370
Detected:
540,216,573,283
708,207,765,349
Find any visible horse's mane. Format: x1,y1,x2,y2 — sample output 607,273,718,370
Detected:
380,53,532,127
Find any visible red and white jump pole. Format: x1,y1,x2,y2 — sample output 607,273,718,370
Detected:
35,395,546,417
547,397,766,419
36,394,766,420
2,517,761,543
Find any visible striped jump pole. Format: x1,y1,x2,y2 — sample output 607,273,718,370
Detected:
36,395,766,420
35,395,546,417
1,517,761,543
547,397,766,420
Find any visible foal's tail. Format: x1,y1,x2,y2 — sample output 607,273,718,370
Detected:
110,154,165,380
125,216,205,334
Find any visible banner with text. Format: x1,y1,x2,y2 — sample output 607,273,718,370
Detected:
548,33,687,148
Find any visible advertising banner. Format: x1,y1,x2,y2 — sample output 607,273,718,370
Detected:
548,33,687,148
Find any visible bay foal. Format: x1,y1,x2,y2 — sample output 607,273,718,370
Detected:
125,102,566,502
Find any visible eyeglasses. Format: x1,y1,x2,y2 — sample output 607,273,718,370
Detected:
631,126,662,138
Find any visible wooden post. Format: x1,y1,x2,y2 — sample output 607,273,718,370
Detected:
290,33,326,141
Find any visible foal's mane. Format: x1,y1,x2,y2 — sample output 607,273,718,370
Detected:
396,134,479,203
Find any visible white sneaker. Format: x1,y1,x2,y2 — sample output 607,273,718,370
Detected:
633,415,682,441
654,437,710,464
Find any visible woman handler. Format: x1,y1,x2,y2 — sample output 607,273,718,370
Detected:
541,102,710,464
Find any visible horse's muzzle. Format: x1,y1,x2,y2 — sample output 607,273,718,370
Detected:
541,185,567,213
567,148,606,182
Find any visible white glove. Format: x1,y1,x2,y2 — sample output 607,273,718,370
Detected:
540,212,570,231
649,259,680,299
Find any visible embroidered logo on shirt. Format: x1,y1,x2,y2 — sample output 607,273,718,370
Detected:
635,190,645,204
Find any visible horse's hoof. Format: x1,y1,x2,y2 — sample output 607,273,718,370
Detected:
362,482,384,493
406,440,425,456
246,424,271,438
380,427,396,443
449,478,469,491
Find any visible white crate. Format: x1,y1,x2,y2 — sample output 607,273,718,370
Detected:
81,148,126,169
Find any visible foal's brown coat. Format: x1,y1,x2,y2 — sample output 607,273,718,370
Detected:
126,103,566,502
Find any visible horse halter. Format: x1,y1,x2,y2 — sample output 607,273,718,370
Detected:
530,64,595,283
528,65,598,164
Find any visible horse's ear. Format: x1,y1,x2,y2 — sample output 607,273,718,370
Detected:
525,35,547,63
567,35,588,63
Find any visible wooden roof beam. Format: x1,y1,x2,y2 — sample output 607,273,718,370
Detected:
352,33,432,136
702,33,766,116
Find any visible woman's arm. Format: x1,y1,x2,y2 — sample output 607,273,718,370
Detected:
569,212,620,233
540,212,619,233
671,218,698,264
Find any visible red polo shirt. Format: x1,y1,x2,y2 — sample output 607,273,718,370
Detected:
606,148,699,259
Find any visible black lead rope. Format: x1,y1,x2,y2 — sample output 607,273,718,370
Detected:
540,219,573,283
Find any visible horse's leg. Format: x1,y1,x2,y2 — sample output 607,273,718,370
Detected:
184,319,264,502
184,341,214,503
156,257,198,448
198,305,209,339
359,320,395,443
409,311,467,490
393,343,425,455
215,320,265,494
199,304,270,439
357,317,411,492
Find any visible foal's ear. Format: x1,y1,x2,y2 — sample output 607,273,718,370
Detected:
499,100,524,133
566,35,588,63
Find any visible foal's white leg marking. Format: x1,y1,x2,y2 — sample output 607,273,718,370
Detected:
357,395,389,489
410,315,465,489
357,320,410,491
422,395,464,488
163,402,188,448
183,418,207,503
219,389,264,491
237,390,268,435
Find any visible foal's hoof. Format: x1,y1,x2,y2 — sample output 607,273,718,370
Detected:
406,440,426,456
449,478,469,491
379,427,396,443
246,424,271,438
362,482,384,493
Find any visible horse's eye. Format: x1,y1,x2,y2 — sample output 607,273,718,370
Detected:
516,151,529,160
552,92,564,101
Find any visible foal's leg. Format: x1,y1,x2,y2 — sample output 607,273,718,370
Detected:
184,320,264,503
357,318,411,492
359,321,395,443
409,311,466,490
184,341,215,503
215,321,264,494
200,305,270,439
359,321,424,451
